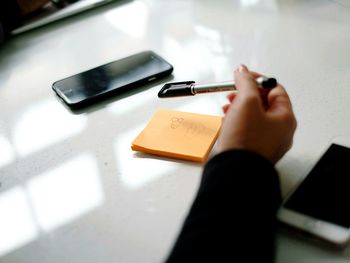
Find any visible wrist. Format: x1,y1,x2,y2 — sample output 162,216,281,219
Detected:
217,141,281,165
209,149,275,169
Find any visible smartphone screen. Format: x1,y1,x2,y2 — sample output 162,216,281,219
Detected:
52,51,173,108
284,143,350,228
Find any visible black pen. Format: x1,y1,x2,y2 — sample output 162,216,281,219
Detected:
158,77,277,98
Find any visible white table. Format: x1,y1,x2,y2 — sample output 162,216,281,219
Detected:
1,0,350,262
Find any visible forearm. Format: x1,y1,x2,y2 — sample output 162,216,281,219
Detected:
166,150,282,262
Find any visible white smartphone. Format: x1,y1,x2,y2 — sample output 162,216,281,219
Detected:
278,136,350,248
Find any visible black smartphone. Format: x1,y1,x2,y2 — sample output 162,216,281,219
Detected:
278,136,350,248
52,51,173,109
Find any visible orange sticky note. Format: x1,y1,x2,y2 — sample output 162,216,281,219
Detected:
131,109,222,162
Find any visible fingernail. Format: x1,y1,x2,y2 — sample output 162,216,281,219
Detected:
238,64,248,73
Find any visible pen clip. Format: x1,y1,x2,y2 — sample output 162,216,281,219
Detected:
158,81,195,98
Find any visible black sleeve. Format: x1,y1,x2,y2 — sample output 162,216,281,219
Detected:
0,0,21,44
166,150,282,263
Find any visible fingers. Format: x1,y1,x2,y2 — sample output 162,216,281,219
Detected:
234,65,260,97
249,71,264,79
227,65,280,113
267,83,293,112
221,65,266,116
233,65,263,111
222,104,230,114
226,92,237,103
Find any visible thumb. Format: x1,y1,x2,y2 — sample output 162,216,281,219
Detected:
234,65,261,100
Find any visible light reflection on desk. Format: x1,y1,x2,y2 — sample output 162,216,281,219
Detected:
13,99,87,157
0,135,15,169
0,154,104,256
104,1,149,38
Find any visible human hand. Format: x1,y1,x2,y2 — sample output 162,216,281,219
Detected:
216,65,297,164
17,0,50,16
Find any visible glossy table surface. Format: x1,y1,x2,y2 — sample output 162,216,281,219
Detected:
1,0,350,262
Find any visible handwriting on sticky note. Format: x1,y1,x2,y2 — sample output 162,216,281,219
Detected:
170,116,217,139
131,109,222,162
170,117,184,129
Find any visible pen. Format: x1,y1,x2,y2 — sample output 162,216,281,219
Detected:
158,77,277,98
